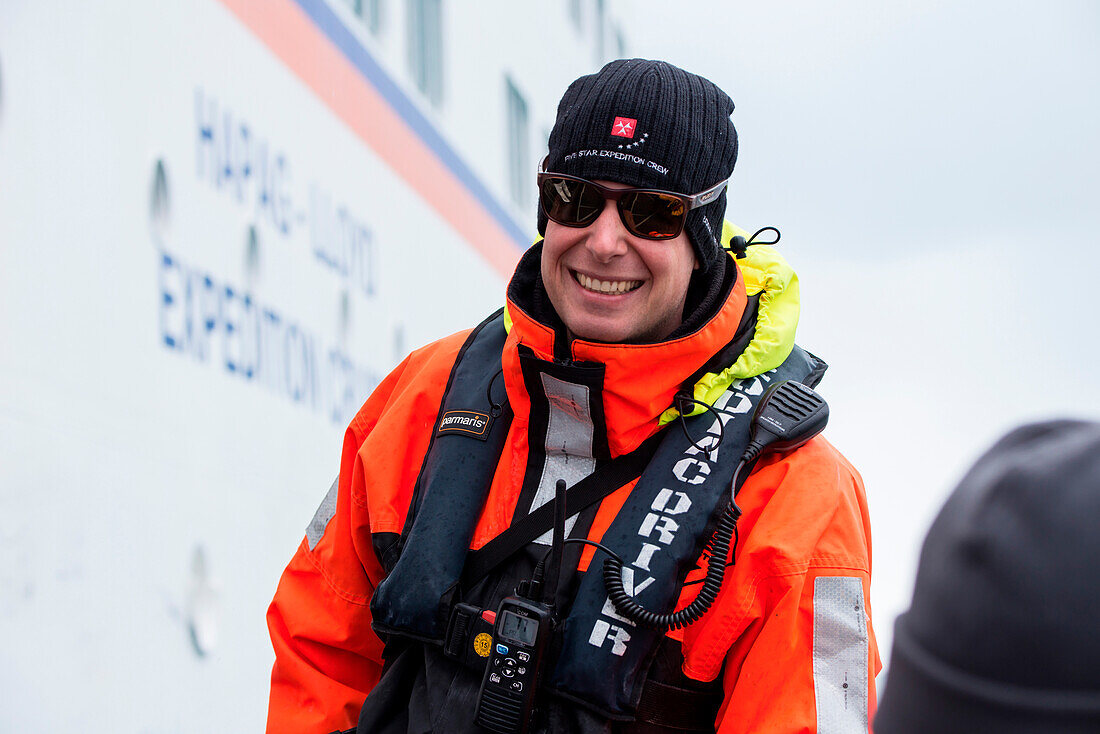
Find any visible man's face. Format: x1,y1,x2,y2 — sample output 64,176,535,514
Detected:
540,181,698,344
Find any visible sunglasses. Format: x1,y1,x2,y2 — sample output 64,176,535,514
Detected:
537,160,728,241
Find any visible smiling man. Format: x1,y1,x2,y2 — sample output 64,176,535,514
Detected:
266,59,879,734
539,175,700,343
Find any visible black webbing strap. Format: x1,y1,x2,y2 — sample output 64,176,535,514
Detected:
635,678,722,732
461,429,665,587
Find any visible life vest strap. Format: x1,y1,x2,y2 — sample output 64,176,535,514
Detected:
460,429,664,588
634,678,722,732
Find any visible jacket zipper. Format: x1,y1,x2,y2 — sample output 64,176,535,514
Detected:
552,323,573,365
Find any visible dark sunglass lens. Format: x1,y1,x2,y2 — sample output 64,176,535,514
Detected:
541,177,603,226
619,192,686,239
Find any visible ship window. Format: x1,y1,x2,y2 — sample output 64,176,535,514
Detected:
365,0,382,34
343,0,383,34
506,77,530,208
570,0,582,31
407,0,443,106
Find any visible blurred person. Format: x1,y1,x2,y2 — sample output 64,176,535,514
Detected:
876,419,1100,733
266,59,879,734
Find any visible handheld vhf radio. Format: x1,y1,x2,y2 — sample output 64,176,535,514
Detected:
473,595,553,733
473,479,566,733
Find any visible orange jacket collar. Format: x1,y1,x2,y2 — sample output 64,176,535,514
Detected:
503,267,748,457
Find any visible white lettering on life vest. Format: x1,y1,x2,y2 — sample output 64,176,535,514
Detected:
673,457,711,485
652,488,692,515
631,542,661,571
638,513,680,545
589,620,632,656
586,369,783,658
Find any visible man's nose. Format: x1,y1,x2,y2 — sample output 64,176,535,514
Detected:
584,201,629,262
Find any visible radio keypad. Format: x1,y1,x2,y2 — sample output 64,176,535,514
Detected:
488,643,537,695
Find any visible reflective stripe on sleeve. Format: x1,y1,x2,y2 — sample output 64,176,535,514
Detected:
813,576,869,734
306,477,339,551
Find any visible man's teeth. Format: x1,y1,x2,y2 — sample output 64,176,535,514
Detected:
575,272,642,294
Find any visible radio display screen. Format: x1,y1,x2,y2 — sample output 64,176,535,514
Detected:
498,609,537,646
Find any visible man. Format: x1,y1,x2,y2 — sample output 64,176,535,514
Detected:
875,419,1100,733
266,59,879,734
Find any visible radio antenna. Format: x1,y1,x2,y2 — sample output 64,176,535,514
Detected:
540,479,567,607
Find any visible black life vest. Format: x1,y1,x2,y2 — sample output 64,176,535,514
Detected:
370,308,826,721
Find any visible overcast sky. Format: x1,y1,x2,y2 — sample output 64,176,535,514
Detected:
619,0,1100,676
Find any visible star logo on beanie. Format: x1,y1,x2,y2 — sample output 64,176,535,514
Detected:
611,116,636,138
617,132,648,151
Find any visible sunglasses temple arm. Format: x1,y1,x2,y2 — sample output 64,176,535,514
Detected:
686,179,729,210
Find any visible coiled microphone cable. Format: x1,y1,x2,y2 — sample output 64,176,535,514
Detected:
602,380,829,630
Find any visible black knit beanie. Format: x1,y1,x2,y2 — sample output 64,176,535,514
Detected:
539,59,738,272
876,419,1100,734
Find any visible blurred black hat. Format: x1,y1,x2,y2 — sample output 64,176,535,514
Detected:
876,419,1100,733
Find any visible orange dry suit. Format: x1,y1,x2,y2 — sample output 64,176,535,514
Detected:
266,234,880,733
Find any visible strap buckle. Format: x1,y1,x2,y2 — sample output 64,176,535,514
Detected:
444,603,496,671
